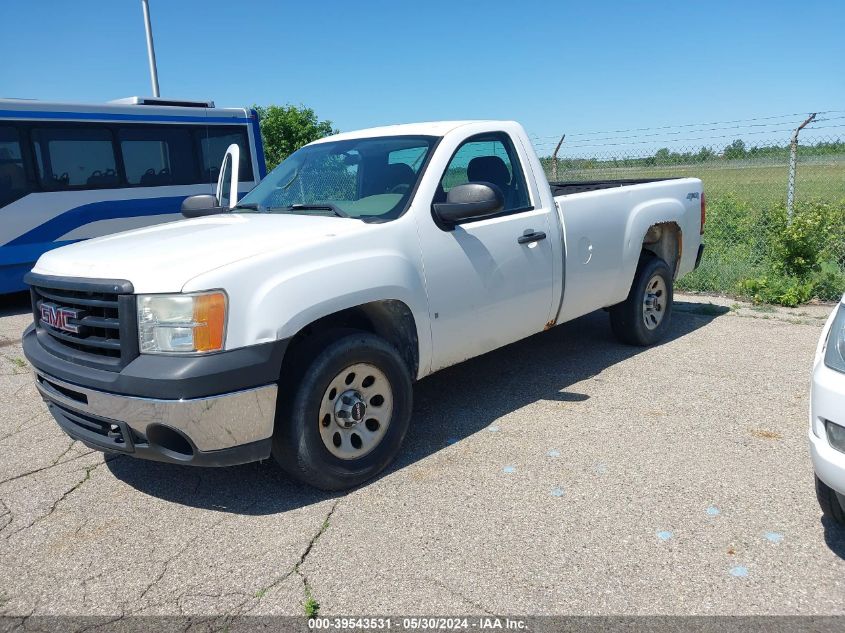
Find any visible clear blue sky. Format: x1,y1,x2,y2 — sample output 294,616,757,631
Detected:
2,0,843,154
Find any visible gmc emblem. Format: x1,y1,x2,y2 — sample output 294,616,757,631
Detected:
39,303,84,334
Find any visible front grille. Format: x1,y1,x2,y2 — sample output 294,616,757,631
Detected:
27,273,138,371
34,286,121,355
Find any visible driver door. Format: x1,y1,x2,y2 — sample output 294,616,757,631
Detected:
416,132,556,372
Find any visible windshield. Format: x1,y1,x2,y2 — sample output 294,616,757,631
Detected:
236,135,438,221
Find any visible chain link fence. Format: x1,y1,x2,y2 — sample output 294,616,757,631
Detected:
531,113,845,305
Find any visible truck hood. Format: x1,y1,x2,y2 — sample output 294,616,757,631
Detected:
32,214,367,293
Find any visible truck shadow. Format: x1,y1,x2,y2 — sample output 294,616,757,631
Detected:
821,516,845,560
107,300,729,513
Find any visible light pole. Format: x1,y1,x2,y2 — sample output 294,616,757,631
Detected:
140,0,160,97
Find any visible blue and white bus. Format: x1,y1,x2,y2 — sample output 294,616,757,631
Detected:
0,96,266,293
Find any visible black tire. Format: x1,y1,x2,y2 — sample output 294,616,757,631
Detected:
609,253,673,346
272,331,413,491
815,475,845,526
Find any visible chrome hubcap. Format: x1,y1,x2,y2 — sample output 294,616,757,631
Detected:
319,363,393,460
642,274,667,331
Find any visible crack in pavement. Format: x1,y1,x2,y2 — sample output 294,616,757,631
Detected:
132,497,266,614
0,411,51,443
137,532,210,605
5,455,123,538
3,456,342,618
0,498,11,535
241,497,342,616
292,499,339,615
72,608,128,633
0,443,96,488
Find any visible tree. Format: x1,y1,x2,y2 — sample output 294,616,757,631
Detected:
723,139,747,160
253,104,337,170
695,146,715,162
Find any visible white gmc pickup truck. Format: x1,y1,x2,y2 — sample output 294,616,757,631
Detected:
23,120,705,490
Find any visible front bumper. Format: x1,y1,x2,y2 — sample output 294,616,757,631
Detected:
809,360,845,496
23,324,285,467
35,370,276,466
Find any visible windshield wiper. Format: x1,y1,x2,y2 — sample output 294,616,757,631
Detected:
287,203,350,218
232,202,263,211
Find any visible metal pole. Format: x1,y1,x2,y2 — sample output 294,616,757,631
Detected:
141,0,160,97
551,134,565,181
786,112,816,222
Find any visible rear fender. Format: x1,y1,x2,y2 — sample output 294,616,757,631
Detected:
616,197,686,299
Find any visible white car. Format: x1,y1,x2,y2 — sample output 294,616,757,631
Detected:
810,293,845,525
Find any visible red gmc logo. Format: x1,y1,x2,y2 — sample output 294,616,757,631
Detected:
39,303,83,334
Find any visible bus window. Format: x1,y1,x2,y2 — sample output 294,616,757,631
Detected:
119,126,197,186
0,126,27,207
32,127,118,189
197,128,253,183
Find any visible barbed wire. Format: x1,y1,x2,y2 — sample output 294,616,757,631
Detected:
530,126,845,153
530,117,845,147
528,110,845,142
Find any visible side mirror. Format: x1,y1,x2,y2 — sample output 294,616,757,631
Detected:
181,194,225,218
432,182,504,227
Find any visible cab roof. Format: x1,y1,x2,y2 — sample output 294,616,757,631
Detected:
311,120,513,143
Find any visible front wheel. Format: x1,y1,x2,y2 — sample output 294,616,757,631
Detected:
272,332,413,491
609,253,673,346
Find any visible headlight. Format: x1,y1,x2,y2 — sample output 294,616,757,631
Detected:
137,291,227,354
824,304,845,373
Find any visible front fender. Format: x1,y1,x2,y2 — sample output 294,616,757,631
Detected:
184,247,433,378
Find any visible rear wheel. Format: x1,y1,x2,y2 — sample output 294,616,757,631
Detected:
272,331,413,491
815,475,845,526
609,253,673,346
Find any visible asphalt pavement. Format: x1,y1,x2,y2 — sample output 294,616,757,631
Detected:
1,291,843,618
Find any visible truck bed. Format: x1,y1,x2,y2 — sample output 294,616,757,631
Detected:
549,177,681,197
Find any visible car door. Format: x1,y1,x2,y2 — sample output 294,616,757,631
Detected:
417,131,556,372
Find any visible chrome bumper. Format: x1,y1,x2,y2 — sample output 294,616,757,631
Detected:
35,370,277,466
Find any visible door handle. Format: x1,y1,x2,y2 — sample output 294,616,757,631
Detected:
518,229,547,244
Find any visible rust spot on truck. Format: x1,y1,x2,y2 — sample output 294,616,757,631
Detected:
544,319,556,330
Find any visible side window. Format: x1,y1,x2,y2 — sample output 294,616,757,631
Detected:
438,133,530,212
196,128,254,184
32,127,118,189
118,126,197,186
0,126,28,207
